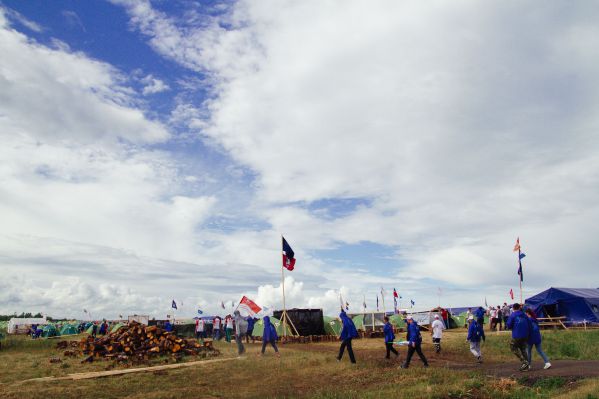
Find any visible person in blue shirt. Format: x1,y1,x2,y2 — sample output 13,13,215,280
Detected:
245,316,256,343
525,308,551,370
383,316,399,360
337,310,358,364
506,303,532,371
260,316,280,357
401,316,429,369
466,315,483,363
474,307,486,327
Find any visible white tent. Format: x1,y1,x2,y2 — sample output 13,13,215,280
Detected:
8,317,47,334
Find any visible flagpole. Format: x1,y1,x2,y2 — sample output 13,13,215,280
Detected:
281,235,287,336
518,246,523,305
381,288,386,315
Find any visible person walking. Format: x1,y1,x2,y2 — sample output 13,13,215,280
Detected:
526,308,551,370
260,316,280,357
506,303,532,371
431,315,445,354
466,315,483,363
502,303,511,329
337,310,358,364
246,316,255,343
212,316,222,341
195,317,205,343
464,308,472,328
401,316,429,369
383,316,399,359
224,315,234,343
233,310,248,355
474,306,486,327
440,308,449,329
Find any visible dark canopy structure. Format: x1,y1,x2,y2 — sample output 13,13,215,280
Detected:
273,309,325,336
525,287,599,324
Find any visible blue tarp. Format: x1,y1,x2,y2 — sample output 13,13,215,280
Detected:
525,287,599,324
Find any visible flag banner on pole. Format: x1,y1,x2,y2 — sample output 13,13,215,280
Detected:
509,288,514,300
484,297,488,307
282,236,296,271
393,288,398,298
221,301,225,309
518,262,524,282
513,237,520,252
171,300,177,310
363,299,367,310
376,295,379,311
197,309,203,315
345,301,349,311
238,296,262,316
410,299,415,308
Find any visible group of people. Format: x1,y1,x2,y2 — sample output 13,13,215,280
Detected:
337,305,551,372
197,312,272,356
465,303,551,370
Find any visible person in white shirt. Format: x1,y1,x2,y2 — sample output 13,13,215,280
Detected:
465,308,472,328
431,314,446,353
195,318,205,343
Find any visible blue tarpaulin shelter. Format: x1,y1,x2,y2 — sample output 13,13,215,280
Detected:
525,288,599,324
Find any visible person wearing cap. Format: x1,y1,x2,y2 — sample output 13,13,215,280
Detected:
431,314,445,354
383,316,399,359
467,315,483,363
401,316,429,369
506,303,533,371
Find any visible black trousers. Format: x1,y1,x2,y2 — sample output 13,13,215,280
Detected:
404,343,428,367
385,342,398,358
510,337,528,365
261,340,278,354
338,339,356,363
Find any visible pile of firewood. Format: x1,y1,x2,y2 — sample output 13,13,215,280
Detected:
56,321,219,363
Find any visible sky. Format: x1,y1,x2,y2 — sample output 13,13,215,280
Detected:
1,0,598,319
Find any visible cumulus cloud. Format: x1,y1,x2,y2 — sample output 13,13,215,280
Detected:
140,74,170,95
3,1,599,317
112,0,599,307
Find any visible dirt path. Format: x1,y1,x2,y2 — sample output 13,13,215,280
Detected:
285,342,599,380
11,356,242,384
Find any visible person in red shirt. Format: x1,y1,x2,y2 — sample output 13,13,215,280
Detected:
441,308,449,329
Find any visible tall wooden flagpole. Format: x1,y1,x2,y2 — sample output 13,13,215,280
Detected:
280,235,298,336
517,238,523,305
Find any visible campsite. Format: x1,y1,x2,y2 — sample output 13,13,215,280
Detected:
3,1,599,398
2,293,599,398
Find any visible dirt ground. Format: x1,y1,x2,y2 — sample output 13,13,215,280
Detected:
289,340,599,380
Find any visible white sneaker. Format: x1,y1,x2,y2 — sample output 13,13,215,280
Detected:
544,362,551,370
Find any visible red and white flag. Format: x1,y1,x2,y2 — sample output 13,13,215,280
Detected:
237,296,262,316
509,288,514,300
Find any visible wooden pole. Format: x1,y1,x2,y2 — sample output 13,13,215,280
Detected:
281,235,287,336
280,235,298,337
518,243,523,305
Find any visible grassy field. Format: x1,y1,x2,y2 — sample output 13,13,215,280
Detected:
1,329,598,398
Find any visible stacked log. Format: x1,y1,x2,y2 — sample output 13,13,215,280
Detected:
55,321,219,363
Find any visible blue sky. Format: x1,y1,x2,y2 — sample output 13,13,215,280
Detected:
1,0,599,318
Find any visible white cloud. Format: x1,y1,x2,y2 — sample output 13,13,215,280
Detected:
141,74,170,95
4,2,599,318
113,0,599,309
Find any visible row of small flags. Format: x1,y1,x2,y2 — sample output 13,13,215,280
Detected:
171,295,262,317
169,236,525,317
